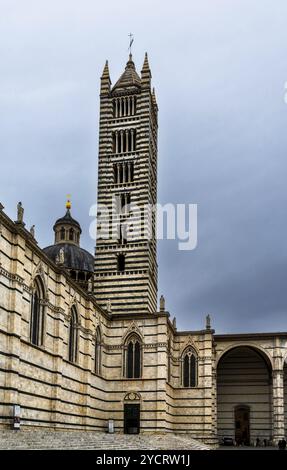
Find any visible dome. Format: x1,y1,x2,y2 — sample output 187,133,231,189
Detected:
44,200,94,291
54,209,82,232
43,243,94,273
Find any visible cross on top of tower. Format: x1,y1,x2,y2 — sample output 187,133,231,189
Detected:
128,33,134,56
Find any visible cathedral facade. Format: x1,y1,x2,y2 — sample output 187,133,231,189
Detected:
0,54,287,447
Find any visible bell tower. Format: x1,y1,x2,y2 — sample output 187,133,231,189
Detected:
94,53,158,315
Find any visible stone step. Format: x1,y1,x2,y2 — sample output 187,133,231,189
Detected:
0,429,209,450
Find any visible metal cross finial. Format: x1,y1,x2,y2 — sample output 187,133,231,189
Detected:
128,33,134,55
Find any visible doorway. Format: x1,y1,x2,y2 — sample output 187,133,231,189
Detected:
124,403,140,434
217,346,272,444
235,406,250,445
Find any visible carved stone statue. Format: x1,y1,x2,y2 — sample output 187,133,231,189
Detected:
106,299,112,313
59,247,65,264
172,317,177,330
160,294,165,312
56,247,65,265
17,202,24,224
30,225,35,238
206,314,211,330
88,277,93,293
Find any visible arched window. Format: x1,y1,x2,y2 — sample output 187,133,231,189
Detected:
60,227,65,240
69,228,74,241
68,306,78,363
167,339,171,383
95,327,102,375
30,276,45,346
125,334,142,379
182,347,197,388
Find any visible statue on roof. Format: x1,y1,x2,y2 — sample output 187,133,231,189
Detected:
17,202,24,224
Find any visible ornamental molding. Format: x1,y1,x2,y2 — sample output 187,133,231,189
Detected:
0,266,24,286
124,392,141,402
143,342,166,350
179,335,199,357
106,341,166,351
122,321,143,344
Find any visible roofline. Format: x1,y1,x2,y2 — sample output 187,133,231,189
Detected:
215,332,287,341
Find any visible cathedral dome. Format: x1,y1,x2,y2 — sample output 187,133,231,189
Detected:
43,199,94,290
43,243,94,273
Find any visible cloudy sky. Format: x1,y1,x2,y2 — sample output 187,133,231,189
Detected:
1,0,287,333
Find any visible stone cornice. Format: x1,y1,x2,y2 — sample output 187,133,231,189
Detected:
215,332,287,340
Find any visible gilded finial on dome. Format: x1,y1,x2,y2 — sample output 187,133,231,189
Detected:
66,194,71,210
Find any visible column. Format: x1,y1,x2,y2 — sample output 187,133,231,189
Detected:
117,164,120,184
131,129,134,152
123,97,126,116
125,129,129,153
115,131,119,154
127,97,130,116
122,163,126,183
128,162,131,182
272,369,285,443
120,130,124,153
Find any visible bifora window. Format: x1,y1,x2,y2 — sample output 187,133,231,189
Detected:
95,327,102,375
125,334,142,379
30,276,45,346
182,347,197,387
68,306,78,363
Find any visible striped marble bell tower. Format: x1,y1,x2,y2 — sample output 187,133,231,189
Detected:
94,53,158,315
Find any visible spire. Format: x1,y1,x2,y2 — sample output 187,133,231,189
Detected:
152,87,158,111
100,60,111,94
112,54,141,91
141,52,151,88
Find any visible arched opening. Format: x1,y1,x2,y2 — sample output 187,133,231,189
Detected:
124,401,140,434
30,276,45,346
125,334,142,379
95,327,102,375
217,346,272,446
68,306,78,363
284,360,287,433
60,227,65,240
181,347,197,388
167,339,171,383
69,228,74,241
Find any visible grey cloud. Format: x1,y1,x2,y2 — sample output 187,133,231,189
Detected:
1,0,287,333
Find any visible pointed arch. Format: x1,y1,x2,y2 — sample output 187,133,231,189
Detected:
124,333,142,379
68,305,78,363
122,322,143,345
30,275,46,346
181,346,197,388
167,337,172,383
95,326,102,375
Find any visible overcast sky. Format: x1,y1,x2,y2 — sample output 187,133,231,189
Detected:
1,0,287,333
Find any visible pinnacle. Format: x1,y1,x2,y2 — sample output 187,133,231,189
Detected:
101,60,110,79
